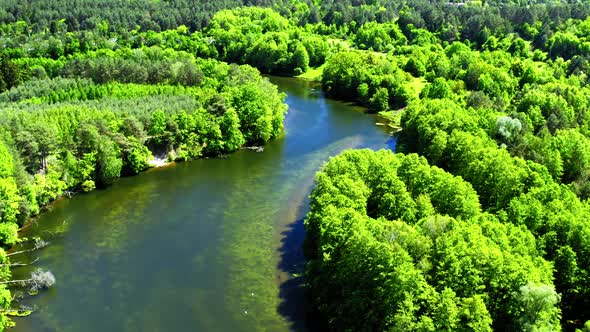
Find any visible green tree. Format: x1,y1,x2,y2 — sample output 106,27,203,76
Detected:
516,283,561,331
370,87,389,112
291,42,310,75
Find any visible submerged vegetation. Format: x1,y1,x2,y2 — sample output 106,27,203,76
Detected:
0,8,294,328
0,54,288,226
0,56,287,329
0,0,590,330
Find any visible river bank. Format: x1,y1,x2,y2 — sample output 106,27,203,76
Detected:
10,76,393,332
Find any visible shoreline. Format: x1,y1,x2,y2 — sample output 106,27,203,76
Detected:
13,145,272,241
147,157,174,168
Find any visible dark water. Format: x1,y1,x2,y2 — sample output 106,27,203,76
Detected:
10,77,394,332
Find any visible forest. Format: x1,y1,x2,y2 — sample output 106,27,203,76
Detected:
0,0,589,330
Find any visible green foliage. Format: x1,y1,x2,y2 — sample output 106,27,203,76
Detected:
516,283,561,332
2,1,590,330
405,57,426,77
305,149,557,331
0,143,13,179
0,55,24,93
354,22,406,52
307,11,590,328
496,116,522,146
322,50,412,110
420,78,452,100
370,87,389,112
0,178,20,226
33,164,66,206
219,108,246,152
206,7,319,75
124,139,151,175
0,284,11,330
551,129,590,184
0,51,287,297
0,223,18,247
0,249,10,282
81,180,96,193
96,137,122,186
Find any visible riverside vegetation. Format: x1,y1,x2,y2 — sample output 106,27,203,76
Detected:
0,0,590,330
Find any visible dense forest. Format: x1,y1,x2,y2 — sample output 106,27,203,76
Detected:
0,0,590,330
0,7,294,327
300,1,590,331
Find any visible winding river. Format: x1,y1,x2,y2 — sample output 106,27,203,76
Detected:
10,77,394,332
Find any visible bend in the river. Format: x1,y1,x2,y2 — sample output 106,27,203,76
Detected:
11,77,395,332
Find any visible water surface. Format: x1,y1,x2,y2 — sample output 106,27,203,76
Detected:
11,77,394,331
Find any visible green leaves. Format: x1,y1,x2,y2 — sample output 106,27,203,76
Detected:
322,50,412,110
219,108,245,152
123,139,151,175
0,142,13,179
0,178,20,226
516,283,561,332
96,136,122,186
306,150,555,331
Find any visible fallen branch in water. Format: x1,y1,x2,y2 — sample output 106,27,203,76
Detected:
240,146,264,152
7,249,37,257
0,258,39,267
7,239,49,257
1,269,56,292
0,307,33,317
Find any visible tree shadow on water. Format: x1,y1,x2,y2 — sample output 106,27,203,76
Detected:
386,136,398,151
277,202,315,331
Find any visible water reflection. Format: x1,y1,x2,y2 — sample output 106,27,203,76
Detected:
12,77,394,332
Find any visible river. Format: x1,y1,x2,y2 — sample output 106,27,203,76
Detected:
10,77,395,331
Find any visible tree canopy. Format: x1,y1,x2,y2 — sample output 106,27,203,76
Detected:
1,0,590,330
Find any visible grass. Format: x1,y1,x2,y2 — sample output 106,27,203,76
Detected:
377,76,427,130
407,76,427,98
327,38,352,50
378,109,404,131
295,64,325,81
